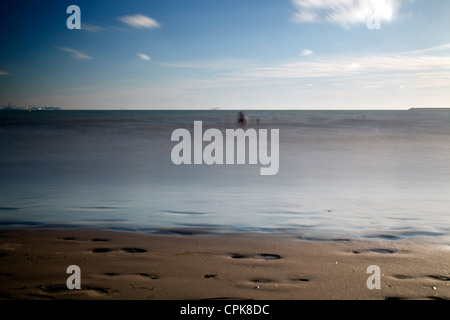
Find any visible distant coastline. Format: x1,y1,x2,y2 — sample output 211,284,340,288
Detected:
0,105,61,111
409,107,450,110
1,106,449,112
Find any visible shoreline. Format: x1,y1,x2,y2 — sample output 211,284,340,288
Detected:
0,228,449,300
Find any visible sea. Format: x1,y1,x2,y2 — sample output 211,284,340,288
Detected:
0,109,449,243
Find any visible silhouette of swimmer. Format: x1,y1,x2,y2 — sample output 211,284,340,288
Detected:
238,112,248,126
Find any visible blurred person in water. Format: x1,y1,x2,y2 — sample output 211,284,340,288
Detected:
238,112,248,126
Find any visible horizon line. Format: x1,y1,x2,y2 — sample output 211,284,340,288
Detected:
3,107,450,111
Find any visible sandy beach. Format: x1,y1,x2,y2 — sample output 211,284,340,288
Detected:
0,228,448,300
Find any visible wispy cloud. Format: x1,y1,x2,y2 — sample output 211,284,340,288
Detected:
119,14,160,29
301,49,314,56
57,47,92,59
82,23,106,33
405,43,450,55
0,71,11,76
191,44,450,91
137,53,151,61
13,44,450,110
158,58,259,71
291,0,403,26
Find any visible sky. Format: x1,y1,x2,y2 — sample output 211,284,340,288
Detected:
0,0,449,110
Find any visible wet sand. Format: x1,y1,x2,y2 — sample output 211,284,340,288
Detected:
0,229,449,300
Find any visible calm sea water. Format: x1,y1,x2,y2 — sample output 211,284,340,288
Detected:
1,110,449,243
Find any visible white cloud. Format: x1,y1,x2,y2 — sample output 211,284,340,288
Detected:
0,71,11,76
82,23,106,32
57,47,92,59
405,43,450,55
9,44,450,110
137,53,151,61
21,44,448,111
119,14,160,29
301,49,314,56
291,0,403,26
345,62,360,69
208,44,450,91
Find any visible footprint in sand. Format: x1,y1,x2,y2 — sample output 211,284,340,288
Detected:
230,253,282,260
93,247,147,254
231,254,249,259
137,273,159,280
37,284,112,296
90,238,110,242
103,272,159,280
85,286,110,295
36,284,69,294
92,248,111,253
27,293,55,299
291,278,310,283
392,274,450,282
392,274,413,280
427,275,450,282
251,278,275,283
257,254,282,260
120,248,147,253
352,249,397,254
0,273,14,278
